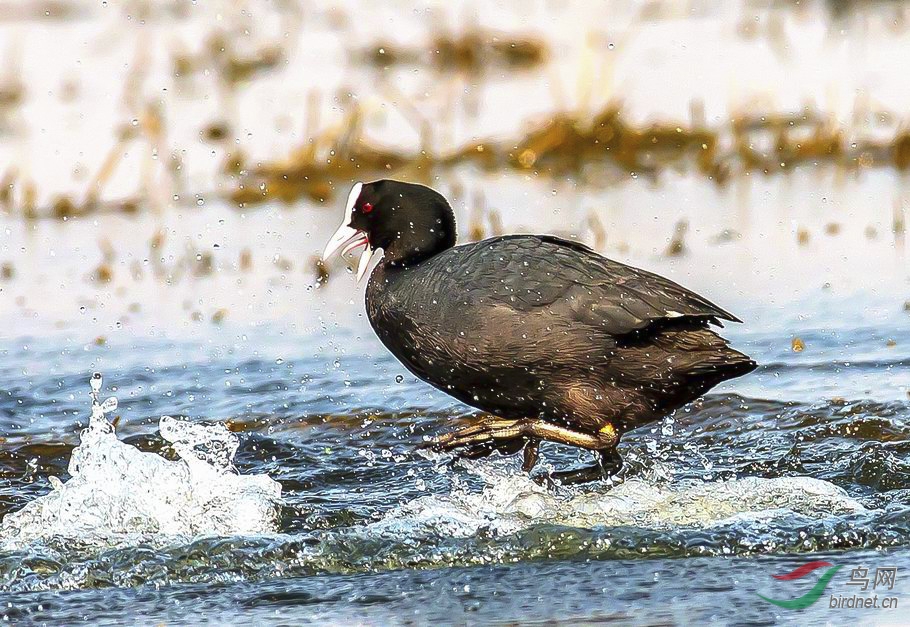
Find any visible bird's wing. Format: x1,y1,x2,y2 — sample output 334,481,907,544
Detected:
453,235,740,337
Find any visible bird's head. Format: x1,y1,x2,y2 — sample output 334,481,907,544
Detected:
322,179,457,280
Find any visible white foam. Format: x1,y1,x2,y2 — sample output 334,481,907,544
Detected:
375,457,865,537
0,375,282,548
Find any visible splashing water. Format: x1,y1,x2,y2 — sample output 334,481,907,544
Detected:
0,374,282,548
375,456,866,538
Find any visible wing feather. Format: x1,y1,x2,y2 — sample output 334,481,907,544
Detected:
452,234,739,338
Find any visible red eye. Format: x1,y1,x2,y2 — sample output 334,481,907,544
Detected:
362,202,374,213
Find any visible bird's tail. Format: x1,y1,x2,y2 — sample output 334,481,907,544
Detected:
684,344,757,384
648,324,757,382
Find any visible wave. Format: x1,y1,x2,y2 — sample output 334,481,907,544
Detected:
0,375,282,549
372,456,866,538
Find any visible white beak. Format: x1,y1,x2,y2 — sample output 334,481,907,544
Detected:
322,223,363,260
321,182,377,282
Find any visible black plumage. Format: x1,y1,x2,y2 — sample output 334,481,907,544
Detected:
324,179,756,482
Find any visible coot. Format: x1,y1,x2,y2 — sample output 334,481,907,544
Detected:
323,180,756,483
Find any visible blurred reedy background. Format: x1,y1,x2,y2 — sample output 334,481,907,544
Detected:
0,0,907,339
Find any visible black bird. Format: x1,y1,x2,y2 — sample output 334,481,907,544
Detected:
323,180,756,483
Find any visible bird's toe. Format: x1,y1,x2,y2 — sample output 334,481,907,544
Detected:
429,417,524,451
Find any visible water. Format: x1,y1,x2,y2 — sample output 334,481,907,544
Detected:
2,0,910,623
0,374,281,546
1,165,909,623
2,279,910,623
2,173,909,625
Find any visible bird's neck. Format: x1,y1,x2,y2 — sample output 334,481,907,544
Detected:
383,234,455,268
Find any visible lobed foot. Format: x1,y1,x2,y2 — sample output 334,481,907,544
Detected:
427,417,621,481
425,416,529,462
428,416,525,451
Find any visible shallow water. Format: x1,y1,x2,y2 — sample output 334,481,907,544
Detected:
2,162,909,623
2,269,910,623
3,0,910,624
2,158,910,624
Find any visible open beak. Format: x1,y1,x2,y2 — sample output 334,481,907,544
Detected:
322,226,374,282
321,182,377,282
